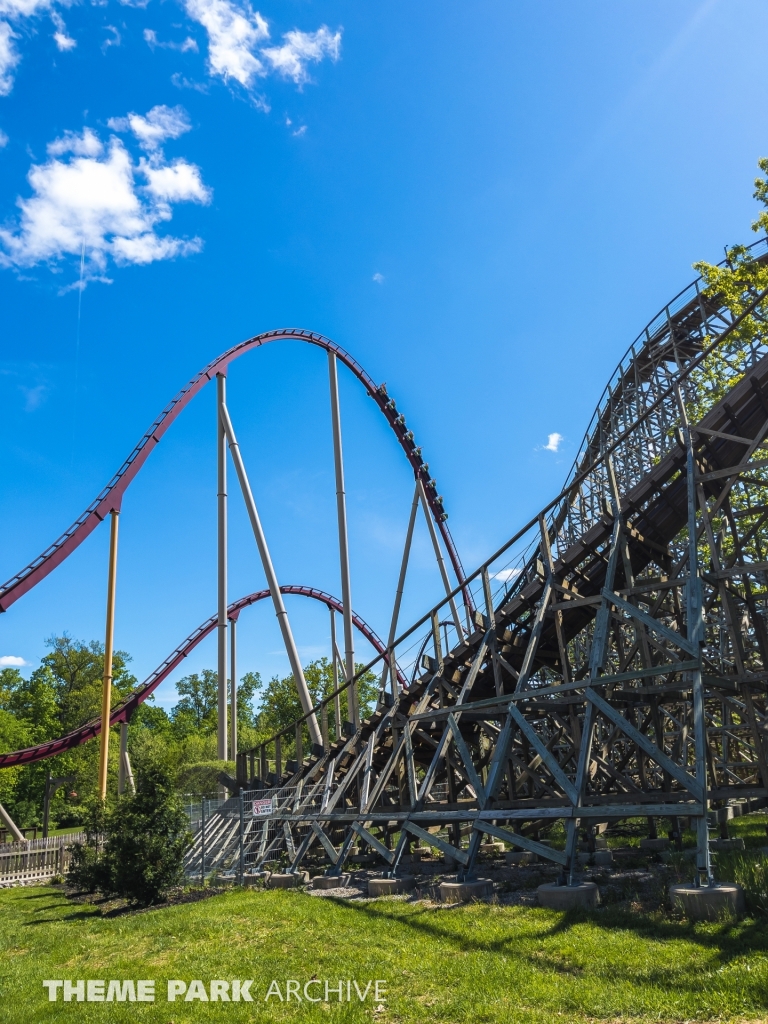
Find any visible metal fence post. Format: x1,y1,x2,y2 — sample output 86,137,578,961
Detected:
200,796,206,886
239,787,244,885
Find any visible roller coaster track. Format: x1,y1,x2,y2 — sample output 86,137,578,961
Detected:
0,586,400,768
222,238,768,886
0,330,465,612
5,239,768,889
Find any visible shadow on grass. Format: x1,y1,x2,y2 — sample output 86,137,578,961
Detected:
325,891,768,968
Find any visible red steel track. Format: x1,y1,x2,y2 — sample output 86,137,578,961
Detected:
0,585,402,768
0,329,466,613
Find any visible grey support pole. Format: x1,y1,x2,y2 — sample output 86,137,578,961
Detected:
118,722,128,794
417,478,464,638
330,608,341,739
219,400,322,748
217,374,228,762
379,481,420,689
230,615,237,760
328,352,358,730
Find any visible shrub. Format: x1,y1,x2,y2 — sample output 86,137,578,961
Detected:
67,757,192,906
66,800,109,893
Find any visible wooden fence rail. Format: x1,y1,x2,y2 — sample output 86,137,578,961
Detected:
0,833,85,887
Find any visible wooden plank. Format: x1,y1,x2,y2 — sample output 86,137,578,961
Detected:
403,821,469,865
586,688,704,801
507,703,578,804
351,822,395,864
311,821,340,864
473,820,567,866
602,589,698,657
446,714,484,804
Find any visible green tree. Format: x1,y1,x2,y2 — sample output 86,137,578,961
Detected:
247,658,379,755
170,670,218,736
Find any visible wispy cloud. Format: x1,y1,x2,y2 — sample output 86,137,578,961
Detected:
102,24,120,52
180,0,341,100
144,28,198,53
0,107,211,282
0,128,8,147
262,25,340,87
0,0,78,94
543,432,562,452
19,382,47,410
372,272,384,283
51,10,75,50
184,0,268,88
0,654,27,667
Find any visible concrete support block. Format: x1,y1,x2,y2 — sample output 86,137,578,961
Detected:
709,838,745,852
537,882,600,911
266,872,308,889
669,883,744,920
639,838,670,852
506,850,537,866
312,874,351,890
592,850,614,868
479,841,504,857
368,876,416,897
438,879,493,903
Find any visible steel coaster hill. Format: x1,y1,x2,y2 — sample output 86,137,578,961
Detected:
3,238,768,903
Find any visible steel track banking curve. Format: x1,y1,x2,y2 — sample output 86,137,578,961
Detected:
0,330,466,613
0,585,399,768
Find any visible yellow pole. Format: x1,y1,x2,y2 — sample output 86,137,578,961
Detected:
98,510,120,801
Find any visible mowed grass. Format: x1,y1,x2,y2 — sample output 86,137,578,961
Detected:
2,885,768,1023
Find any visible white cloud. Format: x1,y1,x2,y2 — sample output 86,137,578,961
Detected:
262,25,340,86
493,568,521,582
372,272,384,283
102,24,120,50
184,0,267,88
144,28,198,52
0,20,19,95
0,655,27,667
108,104,191,151
0,110,211,280
182,1,341,96
543,432,563,452
51,10,75,50
0,128,8,147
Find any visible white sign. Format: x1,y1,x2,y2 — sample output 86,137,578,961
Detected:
252,798,274,817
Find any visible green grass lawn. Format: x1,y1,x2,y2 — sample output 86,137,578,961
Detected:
2,883,768,1023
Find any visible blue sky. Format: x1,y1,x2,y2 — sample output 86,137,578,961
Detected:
1,0,767,711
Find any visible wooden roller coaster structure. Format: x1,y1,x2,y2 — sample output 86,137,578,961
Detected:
3,238,768,891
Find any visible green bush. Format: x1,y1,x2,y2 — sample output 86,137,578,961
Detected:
67,757,192,905
66,801,109,893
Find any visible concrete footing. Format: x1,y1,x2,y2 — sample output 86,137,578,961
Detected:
368,875,416,897
592,850,614,868
537,882,600,910
506,850,537,866
709,838,745,852
438,879,493,903
669,883,745,920
312,874,351,890
639,837,669,852
266,872,308,889
479,841,504,856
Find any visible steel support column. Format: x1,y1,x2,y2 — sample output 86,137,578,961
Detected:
230,614,237,760
219,400,322,748
328,351,358,730
217,373,228,762
98,509,119,801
